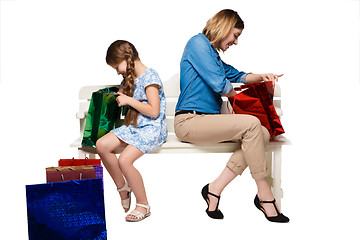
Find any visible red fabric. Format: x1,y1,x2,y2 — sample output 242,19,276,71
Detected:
229,81,285,138
58,158,101,167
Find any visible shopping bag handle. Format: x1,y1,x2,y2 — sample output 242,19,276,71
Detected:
61,173,83,181
227,99,234,114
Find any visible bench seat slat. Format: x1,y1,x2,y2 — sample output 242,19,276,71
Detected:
72,133,290,155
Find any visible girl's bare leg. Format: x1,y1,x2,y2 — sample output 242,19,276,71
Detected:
117,145,148,219
96,133,130,211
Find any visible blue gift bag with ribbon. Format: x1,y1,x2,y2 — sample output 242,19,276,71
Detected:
26,178,107,240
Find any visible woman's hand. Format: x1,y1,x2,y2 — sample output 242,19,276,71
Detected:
259,73,283,83
116,93,131,107
245,73,283,84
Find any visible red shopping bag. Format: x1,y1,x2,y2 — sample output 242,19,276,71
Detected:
229,81,285,138
58,157,103,179
58,157,101,166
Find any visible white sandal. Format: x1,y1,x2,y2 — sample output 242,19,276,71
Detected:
117,179,132,213
125,203,151,222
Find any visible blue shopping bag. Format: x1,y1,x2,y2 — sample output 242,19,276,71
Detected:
26,178,107,240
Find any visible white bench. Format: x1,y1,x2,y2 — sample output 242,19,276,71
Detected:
70,74,290,209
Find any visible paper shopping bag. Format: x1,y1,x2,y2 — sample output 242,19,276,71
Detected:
58,158,103,179
229,81,285,138
26,178,107,240
46,166,96,183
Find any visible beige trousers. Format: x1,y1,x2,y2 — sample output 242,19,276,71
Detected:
174,113,270,179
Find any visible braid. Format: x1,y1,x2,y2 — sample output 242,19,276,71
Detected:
123,45,139,127
106,40,140,127
122,52,135,97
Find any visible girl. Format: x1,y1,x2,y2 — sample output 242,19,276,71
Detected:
175,9,289,222
96,40,167,222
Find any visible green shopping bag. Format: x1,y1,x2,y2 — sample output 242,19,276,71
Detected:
81,87,128,147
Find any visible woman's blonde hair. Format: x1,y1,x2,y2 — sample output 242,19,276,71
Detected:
202,9,244,50
106,40,139,127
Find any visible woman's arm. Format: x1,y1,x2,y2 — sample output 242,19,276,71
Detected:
224,88,237,98
224,73,283,98
116,84,160,119
245,73,283,84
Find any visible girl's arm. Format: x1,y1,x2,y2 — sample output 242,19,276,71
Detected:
116,84,160,119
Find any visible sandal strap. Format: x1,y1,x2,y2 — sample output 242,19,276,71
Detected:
136,203,150,212
121,197,131,209
117,180,132,211
259,199,280,215
126,205,151,221
208,191,221,199
117,179,131,192
260,199,276,204
128,210,144,218
207,191,221,211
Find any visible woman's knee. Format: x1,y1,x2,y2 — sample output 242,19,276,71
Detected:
261,126,270,144
249,115,262,129
237,114,262,132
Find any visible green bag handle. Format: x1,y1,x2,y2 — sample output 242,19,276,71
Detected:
90,91,103,145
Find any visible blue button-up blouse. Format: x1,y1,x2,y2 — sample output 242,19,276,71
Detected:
175,33,248,114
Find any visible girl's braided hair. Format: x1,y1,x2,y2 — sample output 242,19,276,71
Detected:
106,40,139,126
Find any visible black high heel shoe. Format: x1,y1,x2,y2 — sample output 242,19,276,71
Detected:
254,195,289,223
201,184,224,219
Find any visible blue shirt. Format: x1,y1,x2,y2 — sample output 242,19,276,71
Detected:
175,33,248,114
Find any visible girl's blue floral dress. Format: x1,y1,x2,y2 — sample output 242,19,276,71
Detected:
112,68,167,153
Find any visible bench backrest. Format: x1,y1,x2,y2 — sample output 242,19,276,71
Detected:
78,74,282,135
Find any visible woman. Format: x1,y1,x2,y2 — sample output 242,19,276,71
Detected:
96,40,167,222
174,9,289,223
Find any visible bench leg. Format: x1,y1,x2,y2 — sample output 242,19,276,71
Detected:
78,149,97,159
266,151,273,190
78,149,86,158
272,146,283,210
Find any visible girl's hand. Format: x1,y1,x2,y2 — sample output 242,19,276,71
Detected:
116,93,131,107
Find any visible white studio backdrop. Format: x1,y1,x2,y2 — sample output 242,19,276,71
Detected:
1,0,359,239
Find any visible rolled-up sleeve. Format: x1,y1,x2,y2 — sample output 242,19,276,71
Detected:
222,61,248,84
221,80,234,95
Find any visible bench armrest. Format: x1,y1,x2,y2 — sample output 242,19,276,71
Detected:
76,111,86,119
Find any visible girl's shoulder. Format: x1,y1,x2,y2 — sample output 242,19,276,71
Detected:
139,68,162,87
145,68,159,77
